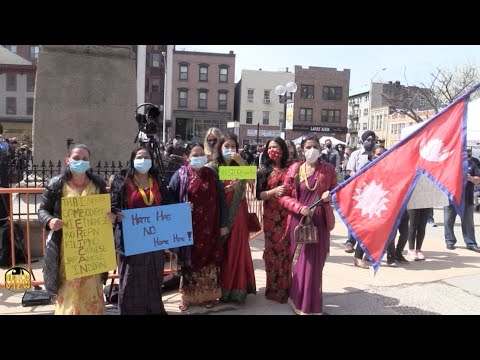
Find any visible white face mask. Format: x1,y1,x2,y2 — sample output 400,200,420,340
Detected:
304,148,320,164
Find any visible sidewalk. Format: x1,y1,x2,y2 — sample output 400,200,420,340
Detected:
1,208,480,315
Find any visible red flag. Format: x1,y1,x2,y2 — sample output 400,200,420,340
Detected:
332,85,479,271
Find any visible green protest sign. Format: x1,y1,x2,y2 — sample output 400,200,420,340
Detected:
219,166,257,180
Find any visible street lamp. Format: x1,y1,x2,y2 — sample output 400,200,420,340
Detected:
161,51,167,144
275,81,297,136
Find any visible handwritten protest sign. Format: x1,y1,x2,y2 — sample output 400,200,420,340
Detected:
122,203,193,256
61,194,116,280
219,166,257,180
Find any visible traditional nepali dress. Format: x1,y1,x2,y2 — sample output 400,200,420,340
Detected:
55,181,105,315
280,161,337,315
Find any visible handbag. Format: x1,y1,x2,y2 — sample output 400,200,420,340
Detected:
247,212,261,232
294,215,319,244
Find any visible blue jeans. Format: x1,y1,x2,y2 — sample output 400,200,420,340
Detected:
444,204,477,247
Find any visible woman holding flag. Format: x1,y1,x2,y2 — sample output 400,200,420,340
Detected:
279,135,337,315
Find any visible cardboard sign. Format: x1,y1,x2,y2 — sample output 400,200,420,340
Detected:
122,203,193,256
61,194,116,280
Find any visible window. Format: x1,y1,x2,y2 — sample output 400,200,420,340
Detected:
152,53,160,67
363,108,368,116
246,111,253,124
247,89,254,102
322,86,342,100
6,97,16,114
178,90,188,108
364,94,369,102
27,74,35,92
152,79,160,93
321,109,341,123
262,111,270,125
219,66,228,82
179,64,188,80
199,90,208,108
264,90,271,104
153,45,159,50
300,108,313,122
363,123,367,130
300,85,314,99
27,98,33,115
218,91,227,110
6,73,16,91
4,45,17,53
199,65,208,81
29,45,39,59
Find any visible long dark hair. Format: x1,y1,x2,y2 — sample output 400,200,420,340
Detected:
127,146,159,179
285,140,298,161
217,132,240,167
63,143,92,181
185,142,204,157
256,137,289,200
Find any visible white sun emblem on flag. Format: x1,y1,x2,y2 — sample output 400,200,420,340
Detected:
353,180,390,219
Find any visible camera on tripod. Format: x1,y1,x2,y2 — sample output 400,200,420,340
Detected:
135,103,160,139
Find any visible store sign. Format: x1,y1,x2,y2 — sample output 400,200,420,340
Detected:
292,125,348,133
246,129,282,138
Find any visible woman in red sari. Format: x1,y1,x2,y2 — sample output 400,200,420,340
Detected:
169,143,228,311
210,132,256,303
256,137,290,303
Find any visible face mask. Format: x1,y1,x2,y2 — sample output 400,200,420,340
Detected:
304,148,320,164
69,160,90,174
363,141,375,152
222,148,234,161
134,158,152,174
326,144,332,149
207,140,217,149
268,149,281,161
190,156,207,169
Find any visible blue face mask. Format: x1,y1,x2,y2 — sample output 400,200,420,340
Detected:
69,160,90,174
222,149,234,161
190,156,207,169
134,158,152,174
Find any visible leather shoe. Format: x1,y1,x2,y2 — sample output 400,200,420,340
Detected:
466,245,480,252
345,243,354,253
446,244,456,250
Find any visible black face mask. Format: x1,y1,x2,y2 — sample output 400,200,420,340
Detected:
363,141,375,152
326,144,332,149
207,140,217,148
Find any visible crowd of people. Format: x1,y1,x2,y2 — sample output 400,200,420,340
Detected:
37,127,480,316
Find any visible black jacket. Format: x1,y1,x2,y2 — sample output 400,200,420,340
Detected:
109,170,173,256
38,172,107,294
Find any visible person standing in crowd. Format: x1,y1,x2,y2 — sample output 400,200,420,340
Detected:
38,144,115,315
256,137,289,303
321,139,340,175
203,127,222,162
110,147,173,315
279,135,337,315
344,130,376,253
296,144,305,162
444,153,480,252
211,132,256,303
165,135,186,172
341,147,353,181
285,140,298,164
169,143,228,311
241,144,255,165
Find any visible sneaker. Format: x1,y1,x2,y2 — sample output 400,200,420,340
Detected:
446,244,456,250
395,253,409,263
428,221,438,227
407,249,418,261
466,245,480,252
386,261,397,267
416,250,426,260
345,243,354,253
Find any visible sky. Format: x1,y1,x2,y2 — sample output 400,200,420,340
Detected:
177,45,480,94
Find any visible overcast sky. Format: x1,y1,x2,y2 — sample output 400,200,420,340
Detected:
177,45,480,93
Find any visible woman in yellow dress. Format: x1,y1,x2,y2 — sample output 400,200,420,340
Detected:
38,144,115,315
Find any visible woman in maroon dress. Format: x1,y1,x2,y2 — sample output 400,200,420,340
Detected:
169,143,228,311
256,137,290,303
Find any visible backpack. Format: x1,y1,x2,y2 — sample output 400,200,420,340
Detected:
0,222,26,267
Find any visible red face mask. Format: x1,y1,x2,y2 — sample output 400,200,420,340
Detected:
268,149,281,161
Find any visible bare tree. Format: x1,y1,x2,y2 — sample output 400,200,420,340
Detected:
381,63,480,123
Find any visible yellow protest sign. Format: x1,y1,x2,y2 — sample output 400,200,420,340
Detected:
61,194,116,280
219,166,257,180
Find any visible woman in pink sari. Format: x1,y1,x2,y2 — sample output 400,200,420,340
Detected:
279,135,337,315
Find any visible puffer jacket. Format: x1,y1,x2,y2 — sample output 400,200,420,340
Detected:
38,172,108,295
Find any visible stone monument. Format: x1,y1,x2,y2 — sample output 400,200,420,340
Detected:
33,45,138,166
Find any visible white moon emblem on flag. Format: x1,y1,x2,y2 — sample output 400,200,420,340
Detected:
353,180,390,219
419,138,454,162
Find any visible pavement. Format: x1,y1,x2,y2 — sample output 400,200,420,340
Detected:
1,207,480,315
